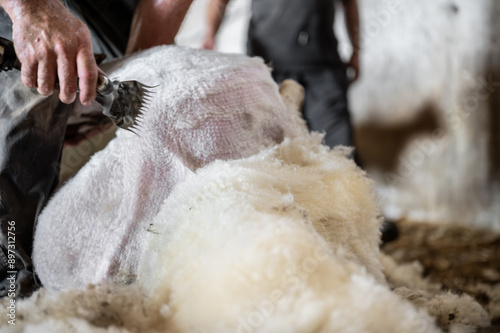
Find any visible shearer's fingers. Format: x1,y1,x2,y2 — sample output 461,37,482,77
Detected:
76,46,98,106
20,59,38,89
56,45,78,104
37,54,57,96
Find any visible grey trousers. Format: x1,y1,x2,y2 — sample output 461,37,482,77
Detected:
271,65,362,166
271,65,354,148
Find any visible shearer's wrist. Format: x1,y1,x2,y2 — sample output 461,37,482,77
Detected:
0,0,35,19
1,0,64,21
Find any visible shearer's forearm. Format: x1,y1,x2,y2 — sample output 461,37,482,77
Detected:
206,0,231,39
342,0,360,53
201,0,230,49
0,0,50,19
0,0,25,16
126,0,194,54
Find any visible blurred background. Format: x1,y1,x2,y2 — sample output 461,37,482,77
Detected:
176,0,500,231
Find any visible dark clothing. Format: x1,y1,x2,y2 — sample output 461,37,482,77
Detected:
66,0,138,59
0,77,71,297
247,0,355,149
0,0,137,298
248,0,343,68
272,66,352,148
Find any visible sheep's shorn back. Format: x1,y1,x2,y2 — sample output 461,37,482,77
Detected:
33,46,306,290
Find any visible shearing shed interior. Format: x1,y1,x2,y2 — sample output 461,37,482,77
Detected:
0,0,499,332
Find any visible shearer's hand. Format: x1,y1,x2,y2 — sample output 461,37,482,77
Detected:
2,0,98,105
201,35,216,50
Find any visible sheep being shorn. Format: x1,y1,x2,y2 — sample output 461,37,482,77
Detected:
33,45,308,290
0,46,485,332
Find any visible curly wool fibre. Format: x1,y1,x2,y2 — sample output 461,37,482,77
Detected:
138,134,440,333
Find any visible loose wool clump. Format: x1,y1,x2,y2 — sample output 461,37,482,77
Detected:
0,284,156,333
381,254,490,331
394,288,490,332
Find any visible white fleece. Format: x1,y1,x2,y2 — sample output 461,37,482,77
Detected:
137,134,440,332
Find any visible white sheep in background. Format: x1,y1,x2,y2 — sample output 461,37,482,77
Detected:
0,46,488,332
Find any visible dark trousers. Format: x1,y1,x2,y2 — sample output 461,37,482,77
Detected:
271,65,354,148
0,0,135,297
0,71,71,297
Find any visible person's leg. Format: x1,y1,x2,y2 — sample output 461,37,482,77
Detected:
272,67,356,149
0,70,71,298
300,66,363,166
